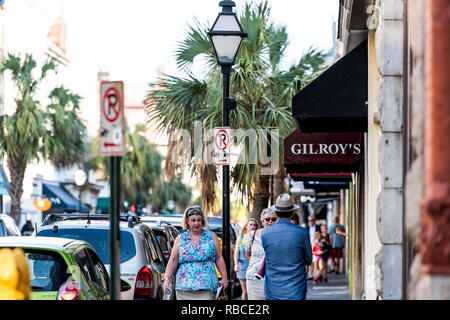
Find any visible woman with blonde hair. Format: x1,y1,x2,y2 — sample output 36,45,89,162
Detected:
233,218,258,300
163,206,228,300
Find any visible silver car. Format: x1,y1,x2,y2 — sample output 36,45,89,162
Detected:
37,214,167,300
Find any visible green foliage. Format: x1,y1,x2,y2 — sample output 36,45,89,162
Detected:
90,124,164,205
89,123,192,212
150,176,192,213
44,87,87,168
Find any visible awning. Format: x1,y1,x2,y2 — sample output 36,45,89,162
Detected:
303,181,350,192
290,172,353,182
292,40,368,133
96,197,109,214
0,165,9,196
42,183,88,213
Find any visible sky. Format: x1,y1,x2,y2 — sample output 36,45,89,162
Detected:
95,0,339,84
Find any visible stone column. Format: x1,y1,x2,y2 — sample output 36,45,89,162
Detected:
374,0,404,300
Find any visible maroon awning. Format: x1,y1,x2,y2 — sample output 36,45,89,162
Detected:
284,130,363,173
290,172,353,182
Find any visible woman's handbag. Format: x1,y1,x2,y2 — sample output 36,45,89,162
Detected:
255,257,266,280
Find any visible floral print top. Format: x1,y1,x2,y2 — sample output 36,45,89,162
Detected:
175,229,218,292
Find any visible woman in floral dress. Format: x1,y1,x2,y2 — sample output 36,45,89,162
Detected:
163,206,228,300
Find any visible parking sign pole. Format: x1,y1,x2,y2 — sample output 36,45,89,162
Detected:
109,156,121,300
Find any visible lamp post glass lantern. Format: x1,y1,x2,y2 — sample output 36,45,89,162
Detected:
209,0,247,68
209,0,246,300
74,169,86,212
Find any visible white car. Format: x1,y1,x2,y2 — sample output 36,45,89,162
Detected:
37,214,167,300
140,214,184,231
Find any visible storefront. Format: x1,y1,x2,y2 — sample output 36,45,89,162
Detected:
284,40,368,299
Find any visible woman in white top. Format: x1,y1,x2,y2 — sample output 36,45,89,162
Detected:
245,208,278,300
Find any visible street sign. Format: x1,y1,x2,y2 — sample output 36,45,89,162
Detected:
99,81,125,156
214,127,231,165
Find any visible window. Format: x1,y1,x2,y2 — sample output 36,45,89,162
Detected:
75,249,96,283
139,233,152,265
153,229,169,252
148,230,164,263
86,249,110,291
143,231,158,262
38,228,136,264
24,249,70,292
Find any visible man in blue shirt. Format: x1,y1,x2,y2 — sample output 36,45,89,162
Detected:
262,194,312,300
328,216,347,274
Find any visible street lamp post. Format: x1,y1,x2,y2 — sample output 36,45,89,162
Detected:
209,0,247,299
74,169,87,212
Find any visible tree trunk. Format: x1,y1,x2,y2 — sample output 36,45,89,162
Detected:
274,159,287,200
7,151,26,223
251,173,271,222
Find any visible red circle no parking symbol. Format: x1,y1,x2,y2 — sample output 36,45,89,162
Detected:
102,87,122,122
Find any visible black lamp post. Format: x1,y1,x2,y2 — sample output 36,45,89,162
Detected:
209,0,247,299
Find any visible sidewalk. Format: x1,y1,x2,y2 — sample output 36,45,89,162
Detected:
306,273,349,300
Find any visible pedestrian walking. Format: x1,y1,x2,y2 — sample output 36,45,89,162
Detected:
306,216,321,280
261,194,312,300
329,216,347,274
245,208,277,300
312,231,324,284
163,206,228,300
290,212,300,225
21,218,34,236
233,218,258,300
319,224,332,282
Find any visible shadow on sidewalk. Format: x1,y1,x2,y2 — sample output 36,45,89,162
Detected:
306,272,349,300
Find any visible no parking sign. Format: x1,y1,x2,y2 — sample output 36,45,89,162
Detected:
99,81,125,156
214,127,231,165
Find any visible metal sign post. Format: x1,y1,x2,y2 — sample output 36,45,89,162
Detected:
100,81,125,300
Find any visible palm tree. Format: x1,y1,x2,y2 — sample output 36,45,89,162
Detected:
0,53,87,222
89,123,164,208
148,1,326,220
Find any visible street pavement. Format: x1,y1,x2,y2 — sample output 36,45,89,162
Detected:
306,273,349,300
233,272,349,300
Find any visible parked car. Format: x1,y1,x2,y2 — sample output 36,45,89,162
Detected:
0,214,21,237
0,236,110,300
141,221,180,264
37,213,167,300
140,214,184,231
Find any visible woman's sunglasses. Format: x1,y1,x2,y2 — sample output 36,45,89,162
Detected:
187,207,202,216
264,217,277,222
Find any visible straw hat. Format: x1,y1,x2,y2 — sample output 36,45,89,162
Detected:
271,193,299,212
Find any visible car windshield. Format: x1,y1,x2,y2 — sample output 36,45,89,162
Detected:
38,228,136,264
24,249,70,292
0,221,6,237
